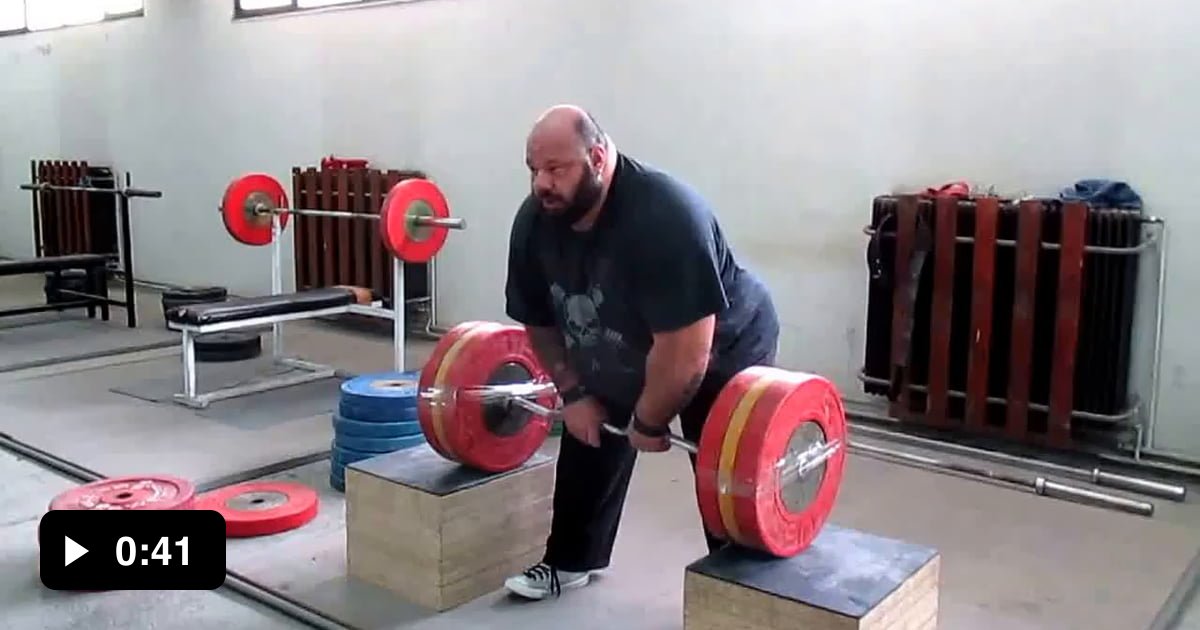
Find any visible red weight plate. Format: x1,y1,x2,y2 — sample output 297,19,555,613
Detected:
49,475,196,511
694,366,774,543
221,173,290,246
433,323,555,472
730,369,847,557
418,320,489,461
194,481,319,537
379,178,451,263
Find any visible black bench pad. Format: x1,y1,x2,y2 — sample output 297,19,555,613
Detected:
165,288,355,327
0,254,109,276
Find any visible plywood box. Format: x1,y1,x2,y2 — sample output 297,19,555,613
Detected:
684,524,940,629
345,444,554,611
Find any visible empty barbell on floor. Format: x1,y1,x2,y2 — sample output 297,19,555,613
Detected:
220,172,466,263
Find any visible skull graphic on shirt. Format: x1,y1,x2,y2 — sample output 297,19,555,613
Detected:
550,284,605,349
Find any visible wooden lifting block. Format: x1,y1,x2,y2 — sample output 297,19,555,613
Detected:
683,524,940,630
344,444,555,611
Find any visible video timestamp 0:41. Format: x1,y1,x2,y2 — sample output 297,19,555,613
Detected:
39,508,226,591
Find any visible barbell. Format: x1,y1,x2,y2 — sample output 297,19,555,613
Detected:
407,320,850,558
219,173,466,263
20,181,163,198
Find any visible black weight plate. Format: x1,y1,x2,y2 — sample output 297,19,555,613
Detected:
162,286,228,302
195,331,262,363
44,269,88,285
45,271,91,304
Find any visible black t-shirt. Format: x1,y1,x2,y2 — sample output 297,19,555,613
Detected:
505,153,778,408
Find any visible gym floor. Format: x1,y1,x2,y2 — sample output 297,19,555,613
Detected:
1,274,1197,630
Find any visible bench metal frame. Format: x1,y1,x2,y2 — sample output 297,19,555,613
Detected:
0,258,113,321
168,212,407,409
17,171,150,328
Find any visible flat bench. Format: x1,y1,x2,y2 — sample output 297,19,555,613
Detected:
0,254,120,323
0,253,108,276
165,287,358,329
164,286,397,409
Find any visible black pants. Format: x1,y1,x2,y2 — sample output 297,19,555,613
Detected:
541,347,779,573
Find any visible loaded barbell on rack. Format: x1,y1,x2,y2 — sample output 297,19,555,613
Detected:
219,173,466,263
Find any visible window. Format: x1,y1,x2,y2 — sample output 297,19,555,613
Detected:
0,0,144,36
235,0,388,19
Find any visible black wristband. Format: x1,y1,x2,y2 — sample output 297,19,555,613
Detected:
632,413,668,437
560,385,587,406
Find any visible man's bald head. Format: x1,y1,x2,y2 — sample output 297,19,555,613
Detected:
525,105,613,225
528,104,607,153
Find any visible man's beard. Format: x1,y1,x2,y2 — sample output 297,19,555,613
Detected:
538,165,603,228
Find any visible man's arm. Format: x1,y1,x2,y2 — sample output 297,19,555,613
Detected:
633,316,715,427
525,325,582,392
630,188,728,429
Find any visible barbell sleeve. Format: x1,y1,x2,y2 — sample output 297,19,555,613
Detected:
1091,470,1187,502
1036,478,1156,518
413,216,467,230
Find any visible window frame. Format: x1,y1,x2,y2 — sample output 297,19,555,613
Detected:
0,1,145,38
233,0,392,20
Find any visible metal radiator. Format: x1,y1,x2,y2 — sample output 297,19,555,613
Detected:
30,159,120,262
860,194,1153,450
290,165,433,330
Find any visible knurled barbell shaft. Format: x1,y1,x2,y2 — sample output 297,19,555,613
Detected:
252,204,466,229
507,395,699,454
21,182,163,198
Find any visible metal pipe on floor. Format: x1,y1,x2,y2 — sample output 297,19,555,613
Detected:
195,450,332,494
0,432,357,630
847,421,1187,502
1144,217,1168,452
1147,544,1200,630
849,441,1156,517
223,570,360,630
0,432,101,483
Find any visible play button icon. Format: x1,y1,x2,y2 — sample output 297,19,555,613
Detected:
64,536,88,567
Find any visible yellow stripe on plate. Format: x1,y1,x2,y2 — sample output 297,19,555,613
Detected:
431,323,494,460
716,371,775,546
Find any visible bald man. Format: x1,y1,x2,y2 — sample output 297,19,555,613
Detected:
503,106,780,600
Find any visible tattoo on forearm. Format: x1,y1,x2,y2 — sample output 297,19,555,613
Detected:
671,371,705,417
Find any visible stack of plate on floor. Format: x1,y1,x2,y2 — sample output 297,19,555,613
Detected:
329,371,427,492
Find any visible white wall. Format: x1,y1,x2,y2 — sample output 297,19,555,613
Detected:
2,0,1198,458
